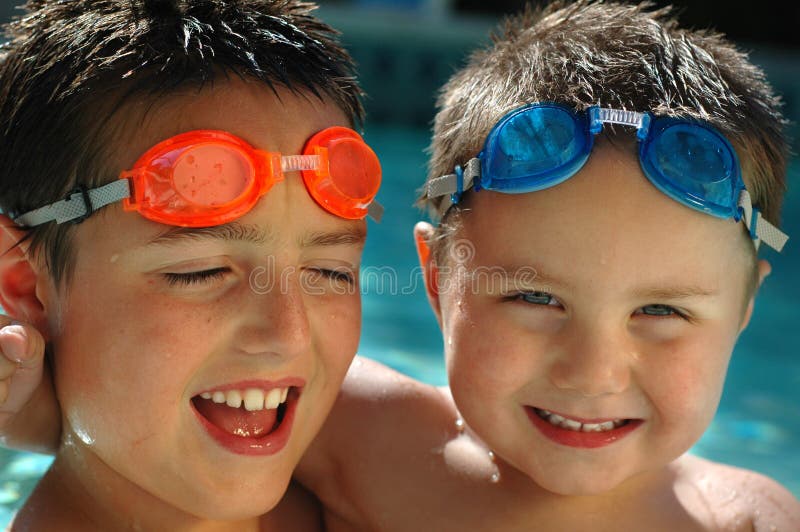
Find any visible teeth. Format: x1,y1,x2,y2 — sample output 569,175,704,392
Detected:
536,408,626,433
198,387,291,412
265,388,282,410
243,389,265,411
226,390,242,408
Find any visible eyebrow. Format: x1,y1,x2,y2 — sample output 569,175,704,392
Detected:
631,285,719,300
493,264,573,291
493,264,717,300
146,222,273,247
300,227,366,248
145,221,366,249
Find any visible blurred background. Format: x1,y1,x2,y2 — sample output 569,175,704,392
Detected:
0,0,798,525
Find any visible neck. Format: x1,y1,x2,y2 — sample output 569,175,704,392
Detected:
27,432,263,532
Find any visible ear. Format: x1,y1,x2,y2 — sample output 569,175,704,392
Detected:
0,215,50,336
414,221,443,326
739,259,771,333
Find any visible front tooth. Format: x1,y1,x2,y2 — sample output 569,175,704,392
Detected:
243,389,266,411
212,391,226,404
561,419,582,431
581,422,603,432
226,390,243,408
265,388,282,409
599,421,615,431
280,387,289,403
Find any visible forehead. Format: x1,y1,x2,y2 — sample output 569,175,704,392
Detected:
457,139,751,286
109,77,350,169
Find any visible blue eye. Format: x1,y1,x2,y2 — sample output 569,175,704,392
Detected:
638,304,682,317
512,291,558,306
164,267,229,287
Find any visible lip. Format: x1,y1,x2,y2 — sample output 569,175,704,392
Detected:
192,378,305,456
525,406,643,449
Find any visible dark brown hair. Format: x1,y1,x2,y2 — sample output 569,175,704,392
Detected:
0,0,364,285
419,0,789,266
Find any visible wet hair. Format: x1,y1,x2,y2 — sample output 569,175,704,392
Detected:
0,0,364,286
419,0,790,271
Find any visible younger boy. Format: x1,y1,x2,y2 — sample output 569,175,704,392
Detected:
3,1,800,531
0,0,381,529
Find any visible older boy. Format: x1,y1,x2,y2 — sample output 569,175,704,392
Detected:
4,1,800,531
0,0,381,529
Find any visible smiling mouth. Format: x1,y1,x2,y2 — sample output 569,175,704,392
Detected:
192,386,297,439
533,407,632,432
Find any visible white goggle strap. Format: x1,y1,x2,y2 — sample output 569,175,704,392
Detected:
427,158,481,219
12,179,132,227
738,189,788,252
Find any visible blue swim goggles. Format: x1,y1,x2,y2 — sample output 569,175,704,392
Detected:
426,103,788,252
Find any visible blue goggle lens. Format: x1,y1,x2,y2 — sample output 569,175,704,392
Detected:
641,119,740,218
483,105,592,192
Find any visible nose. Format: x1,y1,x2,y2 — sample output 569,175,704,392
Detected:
234,273,312,360
547,319,633,397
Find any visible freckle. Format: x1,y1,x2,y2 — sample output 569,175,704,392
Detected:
110,254,119,263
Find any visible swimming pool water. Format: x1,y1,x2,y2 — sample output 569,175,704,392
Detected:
1,125,798,525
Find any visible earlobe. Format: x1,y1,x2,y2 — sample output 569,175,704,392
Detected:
0,215,49,335
413,222,442,324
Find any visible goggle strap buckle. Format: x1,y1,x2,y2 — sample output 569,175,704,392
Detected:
12,180,132,227
429,158,480,219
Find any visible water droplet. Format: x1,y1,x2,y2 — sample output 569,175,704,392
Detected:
490,472,500,483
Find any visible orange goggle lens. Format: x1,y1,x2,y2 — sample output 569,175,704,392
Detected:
121,127,381,227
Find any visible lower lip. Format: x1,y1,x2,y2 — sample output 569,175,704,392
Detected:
192,391,299,456
525,407,642,449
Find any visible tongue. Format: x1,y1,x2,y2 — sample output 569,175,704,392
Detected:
194,398,279,438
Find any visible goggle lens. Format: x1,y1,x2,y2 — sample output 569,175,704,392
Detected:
486,105,591,192
171,143,254,207
643,120,739,216
327,137,381,199
302,127,381,220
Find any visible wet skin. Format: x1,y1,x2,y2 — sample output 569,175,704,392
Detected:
17,78,364,529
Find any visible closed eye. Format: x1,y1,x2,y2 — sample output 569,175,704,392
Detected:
163,267,230,287
307,267,356,286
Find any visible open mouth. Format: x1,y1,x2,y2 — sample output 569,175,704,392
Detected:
191,385,301,455
526,406,642,448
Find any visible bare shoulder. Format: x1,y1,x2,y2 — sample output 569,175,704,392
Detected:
336,355,455,421
296,355,460,530
673,454,800,531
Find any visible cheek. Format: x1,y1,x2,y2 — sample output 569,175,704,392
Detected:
643,328,735,440
445,296,536,412
52,287,219,427
309,293,361,383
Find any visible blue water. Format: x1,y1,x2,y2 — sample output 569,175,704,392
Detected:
1,125,798,526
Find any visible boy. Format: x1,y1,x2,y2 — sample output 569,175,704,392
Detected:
0,0,382,529
4,1,800,530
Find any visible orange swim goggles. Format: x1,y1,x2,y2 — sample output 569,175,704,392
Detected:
13,126,383,228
